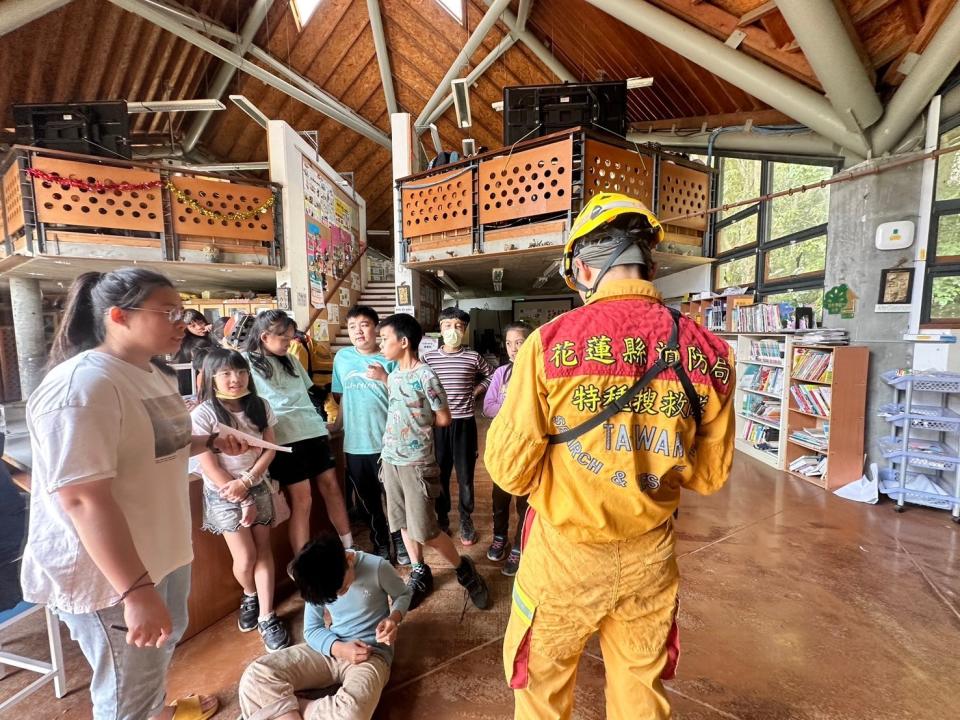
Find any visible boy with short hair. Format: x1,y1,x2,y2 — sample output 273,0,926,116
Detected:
238,533,410,720
331,305,401,563
422,307,494,545
369,313,490,611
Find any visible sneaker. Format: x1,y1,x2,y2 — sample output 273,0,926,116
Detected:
486,535,509,562
406,564,434,610
258,615,292,653
392,531,411,567
459,515,478,546
374,543,391,561
455,556,490,609
238,593,259,632
502,549,521,577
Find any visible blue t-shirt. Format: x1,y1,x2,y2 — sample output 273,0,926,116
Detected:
332,347,397,455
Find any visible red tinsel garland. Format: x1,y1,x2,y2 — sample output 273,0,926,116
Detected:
26,167,165,193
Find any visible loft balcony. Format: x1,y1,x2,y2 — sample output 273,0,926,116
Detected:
0,146,282,290
397,127,714,295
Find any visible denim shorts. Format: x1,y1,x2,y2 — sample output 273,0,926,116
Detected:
202,479,274,534
57,564,191,720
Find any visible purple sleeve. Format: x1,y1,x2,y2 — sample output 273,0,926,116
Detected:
483,366,506,418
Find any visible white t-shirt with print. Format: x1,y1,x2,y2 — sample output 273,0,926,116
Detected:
20,351,194,614
190,399,277,487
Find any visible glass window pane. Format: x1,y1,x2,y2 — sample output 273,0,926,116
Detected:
764,288,824,322
717,213,758,254
765,235,827,282
929,275,960,321
715,255,755,290
720,158,761,220
936,125,960,202
770,163,832,240
934,213,960,261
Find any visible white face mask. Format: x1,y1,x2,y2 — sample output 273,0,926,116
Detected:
442,328,463,348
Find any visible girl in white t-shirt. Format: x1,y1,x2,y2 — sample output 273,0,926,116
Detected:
191,348,290,653
21,267,246,720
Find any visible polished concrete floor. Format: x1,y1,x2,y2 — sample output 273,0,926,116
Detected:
2,420,960,719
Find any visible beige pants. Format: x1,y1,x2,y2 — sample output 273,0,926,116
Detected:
238,643,391,720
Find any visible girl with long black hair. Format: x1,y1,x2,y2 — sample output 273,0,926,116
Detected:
244,310,353,554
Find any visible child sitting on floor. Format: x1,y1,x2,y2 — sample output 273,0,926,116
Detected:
482,321,533,576
368,313,490,611
238,533,412,720
191,348,291,653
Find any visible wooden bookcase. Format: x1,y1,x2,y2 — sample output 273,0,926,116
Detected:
681,294,753,332
732,333,793,469
784,345,869,489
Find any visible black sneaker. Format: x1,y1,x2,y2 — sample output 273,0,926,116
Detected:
487,535,510,562
459,515,478,546
407,564,434,610
258,615,292,653
238,593,259,632
392,531,411,567
502,549,521,577
456,556,490,610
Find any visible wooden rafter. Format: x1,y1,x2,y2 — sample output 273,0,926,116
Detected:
882,0,960,86
630,108,795,132
737,1,779,28
645,0,820,89
851,0,900,25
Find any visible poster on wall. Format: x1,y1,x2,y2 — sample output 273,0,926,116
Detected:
318,321,330,342
350,271,360,291
326,303,340,324
335,197,352,229
513,298,574,328
339,287,351,308
303,157,335,224
306,217,328,307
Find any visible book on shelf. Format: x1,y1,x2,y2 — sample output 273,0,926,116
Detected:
748,339,784,364
792,348,834,383
789,454,827,477
741,396,781,423
742,421,779,451
740,365,784,395
790,384,832,416
790,427,829,451
794,329,849,346
735,303,783,333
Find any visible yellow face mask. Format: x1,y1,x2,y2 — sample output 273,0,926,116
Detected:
216,389,251,400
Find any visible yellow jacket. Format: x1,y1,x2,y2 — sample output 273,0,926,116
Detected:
485,279,735,543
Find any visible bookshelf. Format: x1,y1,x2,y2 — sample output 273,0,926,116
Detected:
681,294,753,332
784,345,869,489
733,333,794,469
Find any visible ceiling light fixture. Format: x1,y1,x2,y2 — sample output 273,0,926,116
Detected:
127,99,226,114
229,95,270,129
626,77,655,90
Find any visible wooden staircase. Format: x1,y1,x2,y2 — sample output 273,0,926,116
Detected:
331,281,395,352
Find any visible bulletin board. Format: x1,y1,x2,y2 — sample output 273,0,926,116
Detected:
512,298,573,327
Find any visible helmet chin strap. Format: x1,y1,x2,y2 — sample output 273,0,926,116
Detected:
575,236,636,298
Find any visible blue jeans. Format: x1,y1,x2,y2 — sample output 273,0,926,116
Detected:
58,564,191,720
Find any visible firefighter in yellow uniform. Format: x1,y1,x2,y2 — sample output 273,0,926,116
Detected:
485,193,736,719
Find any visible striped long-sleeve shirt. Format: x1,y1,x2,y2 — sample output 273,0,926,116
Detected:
423,347,494,419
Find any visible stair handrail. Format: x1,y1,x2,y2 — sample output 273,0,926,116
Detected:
307,244,371,336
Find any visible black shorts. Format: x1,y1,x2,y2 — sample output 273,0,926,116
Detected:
269,435,336,486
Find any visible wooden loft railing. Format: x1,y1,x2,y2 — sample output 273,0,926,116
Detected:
396,127,714,264
0,145,283,268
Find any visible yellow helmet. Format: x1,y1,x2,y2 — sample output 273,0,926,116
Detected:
561,192,664,295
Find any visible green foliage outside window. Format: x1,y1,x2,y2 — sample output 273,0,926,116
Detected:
717,214,758,254
935,214,960,259
930,275,960,320
716,255,755,289
765,288,824,320
765,235,827,282
770,164,831,240
935,126,960,201
719,158,761,220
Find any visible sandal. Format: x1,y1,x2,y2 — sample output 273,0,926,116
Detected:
171,694,220,720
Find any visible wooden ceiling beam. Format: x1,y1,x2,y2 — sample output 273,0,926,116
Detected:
851,0,899,25
738,1,779,27
759,14,794,49
830,0,877,85
881,0,960,87
902,0,924,32
630,108,795,132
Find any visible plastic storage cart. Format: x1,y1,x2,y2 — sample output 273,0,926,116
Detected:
878,370,960,522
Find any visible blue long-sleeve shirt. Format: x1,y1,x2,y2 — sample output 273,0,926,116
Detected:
303,551,412,664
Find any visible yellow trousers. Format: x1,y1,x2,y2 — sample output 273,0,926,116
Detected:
503,512,679,720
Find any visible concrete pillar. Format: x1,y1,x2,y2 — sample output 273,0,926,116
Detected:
391,112,416,316
8,277,46,398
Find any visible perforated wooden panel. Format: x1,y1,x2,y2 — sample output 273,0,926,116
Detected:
401,167,473,239
583,140,654,207
657,162,710,231
170,177,275,241
2,163,24,237
32,158,164,231
0,326,20,402
478,138,573,224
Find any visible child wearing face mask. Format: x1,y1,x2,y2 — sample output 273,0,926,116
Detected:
482,321,533,576
422,307,494,546
191,348,292,653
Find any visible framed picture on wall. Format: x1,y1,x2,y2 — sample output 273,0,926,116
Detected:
513,298,574,328
878,267,914,305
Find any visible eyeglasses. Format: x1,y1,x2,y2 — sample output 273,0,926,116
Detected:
133,307,187,323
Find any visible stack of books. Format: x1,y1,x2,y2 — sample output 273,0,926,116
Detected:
793,348,834,383
749,339,785,365
790,384,832,416
789,454,827,477
790,426,829,451
741,365,784,394
735,303,783,333
742,397,781,423
795,329,848,346
743,421,779,452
